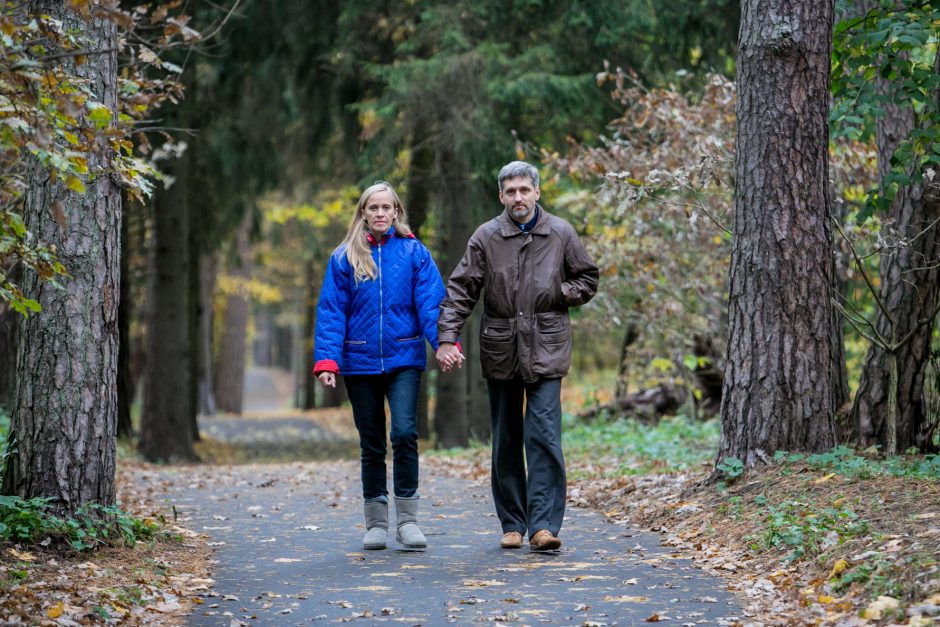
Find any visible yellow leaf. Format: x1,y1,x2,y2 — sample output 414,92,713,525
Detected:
827,559,849,579
818,595,835,604
9,548,35,561
65,175,86,194
46,602,64,619
813,473,836,484
713,235,722,244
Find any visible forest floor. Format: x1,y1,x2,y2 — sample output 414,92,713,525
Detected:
427,450,940,626
1,371,938,624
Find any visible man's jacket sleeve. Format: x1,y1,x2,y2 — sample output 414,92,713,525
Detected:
413,243,446,350
313,254,348,374
438,233,485,344
559,226,600,307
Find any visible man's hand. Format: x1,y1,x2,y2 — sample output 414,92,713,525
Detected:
436,342,464,373
317,372,336,388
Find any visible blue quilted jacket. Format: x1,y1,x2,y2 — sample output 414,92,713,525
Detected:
313,226,445,375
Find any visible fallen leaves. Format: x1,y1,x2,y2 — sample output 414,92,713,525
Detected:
861,595,901,620
462,579,506,588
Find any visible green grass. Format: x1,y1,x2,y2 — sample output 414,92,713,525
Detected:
429,412,720,478
562,413,719,476
773,446,940,480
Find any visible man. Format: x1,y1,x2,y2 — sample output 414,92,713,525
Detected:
436,161,599,551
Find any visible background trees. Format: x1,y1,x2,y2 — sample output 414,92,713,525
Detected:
2,0,938,509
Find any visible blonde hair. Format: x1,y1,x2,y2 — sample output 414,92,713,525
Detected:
338,182,413,282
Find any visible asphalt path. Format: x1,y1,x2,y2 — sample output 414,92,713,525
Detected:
157,459,742,626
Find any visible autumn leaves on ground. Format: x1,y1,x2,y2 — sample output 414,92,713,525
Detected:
1,393,938,625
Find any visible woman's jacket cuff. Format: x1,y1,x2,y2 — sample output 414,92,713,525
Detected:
313,359,340,375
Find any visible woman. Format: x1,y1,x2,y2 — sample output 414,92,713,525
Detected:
313,181,453,550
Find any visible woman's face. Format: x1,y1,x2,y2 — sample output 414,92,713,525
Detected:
363,189,397,237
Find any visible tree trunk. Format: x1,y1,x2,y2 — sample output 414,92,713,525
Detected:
139,159,197,462
0,302,17,410
214,213,253,414
615,324,640,398
433,147,471,448
852,50,940,453
197,254,218,416
718,0,836,468
831,195,852,442
408,136,434,438
464,309,491,441
303,259,318,409
116,191,134,438
3,2,120,515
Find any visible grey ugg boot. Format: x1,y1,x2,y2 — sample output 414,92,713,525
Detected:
362,498,388,550
394,496,427,548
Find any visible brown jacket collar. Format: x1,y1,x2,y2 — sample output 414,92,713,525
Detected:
495,204,550,238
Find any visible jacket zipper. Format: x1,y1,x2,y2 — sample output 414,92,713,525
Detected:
378,240,384,372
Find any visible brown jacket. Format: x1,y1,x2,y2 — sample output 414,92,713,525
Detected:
439,206,599,382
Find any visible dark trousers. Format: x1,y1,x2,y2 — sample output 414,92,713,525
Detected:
487,376,565,538
345,368,421,500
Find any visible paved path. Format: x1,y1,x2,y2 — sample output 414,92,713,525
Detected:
165,366,742,625
154,461,741,626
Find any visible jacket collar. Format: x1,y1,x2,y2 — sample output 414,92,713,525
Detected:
496,204,550,237
366,224,396,247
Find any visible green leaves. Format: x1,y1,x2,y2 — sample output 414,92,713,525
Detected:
0,2,197,313
0,495,162,550
831,1,940,223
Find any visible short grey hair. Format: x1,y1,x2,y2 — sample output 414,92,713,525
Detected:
497,161,539,191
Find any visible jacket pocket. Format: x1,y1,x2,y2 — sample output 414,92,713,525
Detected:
480,316,516,380
395,335,421,342
536,311,569,345
534,311,571,377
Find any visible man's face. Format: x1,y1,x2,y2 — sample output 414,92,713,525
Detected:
498,175,540,223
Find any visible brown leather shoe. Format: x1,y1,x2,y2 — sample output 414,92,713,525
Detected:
529,530,561,551
500,531,523,549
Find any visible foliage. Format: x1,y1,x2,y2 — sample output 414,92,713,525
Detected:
0,495,161,551
0,1,192,314
831,0,940,222
548,72,736,387
549,67,881,395
756,498,870,562
773,446,940,480
562,413,719,476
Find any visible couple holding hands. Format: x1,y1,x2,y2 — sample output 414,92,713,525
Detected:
313,161,599,552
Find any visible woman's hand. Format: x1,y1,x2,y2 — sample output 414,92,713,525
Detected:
436,342,464,373
317,372,336,388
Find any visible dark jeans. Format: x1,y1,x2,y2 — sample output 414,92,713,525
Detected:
488,376,565,539
345,368,421,500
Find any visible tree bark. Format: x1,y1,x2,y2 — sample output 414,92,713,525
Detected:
852,50,940,453
433,147,471,448
139,158,197,462
615,324,640,398
116,190,134,438
197,254,217,416
3,2,120,515
0,302,17,410
214,213,253,414
408,136,434,439
831,195,852,442
718,0,836,468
